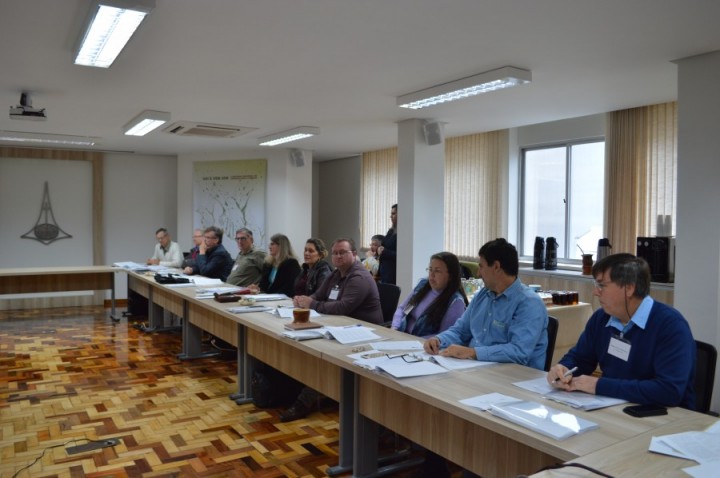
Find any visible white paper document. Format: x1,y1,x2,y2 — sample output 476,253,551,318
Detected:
369,341,424,351
513,376,626,410
431,355,497,371
281,328,327,341
281,325,381,344
251,294,289,302
195,286,246,299
655,430,720,464
323,325,382,344
460,393,522,411
489,400,599,440
113,261,152,271
226,305,273,314
351,353,448,378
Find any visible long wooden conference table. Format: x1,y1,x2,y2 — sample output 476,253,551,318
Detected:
120,270,716,478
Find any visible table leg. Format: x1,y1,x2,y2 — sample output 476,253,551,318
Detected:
230,324,254,404
327,368,356,476
178,301,218,360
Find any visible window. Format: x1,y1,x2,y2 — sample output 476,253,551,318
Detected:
521,140,605,262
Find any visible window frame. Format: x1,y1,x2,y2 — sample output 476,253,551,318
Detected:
519,137,605,265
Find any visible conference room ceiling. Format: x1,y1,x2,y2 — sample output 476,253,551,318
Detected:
1,0,719,161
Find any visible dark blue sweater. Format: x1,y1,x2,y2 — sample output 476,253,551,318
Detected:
560,301,696,410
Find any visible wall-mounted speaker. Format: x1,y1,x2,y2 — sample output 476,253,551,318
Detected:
423,121,444,146
289,148,305,167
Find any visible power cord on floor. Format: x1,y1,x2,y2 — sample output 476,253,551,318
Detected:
528,462,615,478
11,437,115,478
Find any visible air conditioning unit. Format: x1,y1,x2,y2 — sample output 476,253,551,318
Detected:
163,121,257,138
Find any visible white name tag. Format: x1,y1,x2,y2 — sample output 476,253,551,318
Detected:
329,286,340,300
608,335,631,361
232,264,238,271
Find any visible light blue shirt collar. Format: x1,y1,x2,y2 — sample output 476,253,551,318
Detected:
606,296,654,333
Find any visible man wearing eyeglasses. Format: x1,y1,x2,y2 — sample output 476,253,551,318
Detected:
424,238,548,370
226,228,267,287
547,253,696,410
285,238,382,422
182,226,233,281
147,228,183,268
294,238,382,325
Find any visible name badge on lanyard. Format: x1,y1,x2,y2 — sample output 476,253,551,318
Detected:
329,285,340,301
608,334,631,361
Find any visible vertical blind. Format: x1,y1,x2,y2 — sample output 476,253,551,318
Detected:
606,102,677,254
360,147,398,248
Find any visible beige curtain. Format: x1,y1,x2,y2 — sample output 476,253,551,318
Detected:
605,102,677,254
445,130,506,258
360,147,398,248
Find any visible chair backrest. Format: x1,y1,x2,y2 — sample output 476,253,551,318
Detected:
544,316,559,372
695,340,717,415
376,282,401,327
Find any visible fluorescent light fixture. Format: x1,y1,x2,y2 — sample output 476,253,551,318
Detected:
123,110,170,136
74,0,155,68
258,126,320,146
397,66,532,109
0,131,98,146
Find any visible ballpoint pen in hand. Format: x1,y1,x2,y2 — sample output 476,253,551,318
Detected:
552,366,578,384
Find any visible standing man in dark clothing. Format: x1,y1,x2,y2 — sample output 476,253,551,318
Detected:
378,203,398,284
183,226,233,281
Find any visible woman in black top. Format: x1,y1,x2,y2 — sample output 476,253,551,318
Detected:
254,233,301,297
294,238,333,296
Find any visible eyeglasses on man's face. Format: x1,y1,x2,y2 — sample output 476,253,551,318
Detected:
204,235,218,241
235,236,249,242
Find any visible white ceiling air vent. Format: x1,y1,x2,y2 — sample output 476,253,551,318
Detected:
163,121,257,138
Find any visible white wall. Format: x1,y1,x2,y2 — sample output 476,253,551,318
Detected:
675,51,720,413
0,157,93,267
317,156,362,248
104,152,178,298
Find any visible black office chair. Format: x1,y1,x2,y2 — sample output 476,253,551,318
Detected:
694,340,717,415
376,282,401,328
543,316,559,372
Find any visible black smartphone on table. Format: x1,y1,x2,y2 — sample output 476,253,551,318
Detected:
622,404,668,417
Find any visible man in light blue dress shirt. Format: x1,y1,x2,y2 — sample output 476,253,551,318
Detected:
424,238,548,370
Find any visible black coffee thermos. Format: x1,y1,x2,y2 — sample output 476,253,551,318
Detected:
597,238,612,262
545,237,558,270
533,237,545,270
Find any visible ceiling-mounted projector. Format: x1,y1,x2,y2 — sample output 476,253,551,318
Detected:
9,92,46,120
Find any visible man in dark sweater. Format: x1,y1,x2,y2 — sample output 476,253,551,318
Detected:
183,226,233,282
548,253,696,410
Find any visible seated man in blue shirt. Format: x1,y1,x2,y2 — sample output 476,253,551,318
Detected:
424,238,548,369
422,238,548,478
548,253,696,410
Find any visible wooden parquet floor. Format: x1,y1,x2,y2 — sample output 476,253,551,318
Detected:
0,307,362,478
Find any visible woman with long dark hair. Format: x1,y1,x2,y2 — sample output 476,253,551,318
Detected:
294,238,333,296
391,251,468,337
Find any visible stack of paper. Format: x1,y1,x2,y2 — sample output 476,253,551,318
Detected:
281,325,382,344
489,400,599,440
650,421,720,476
226,305,273,314
113,261,151,271
513,376,626,410
350,352,448,378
